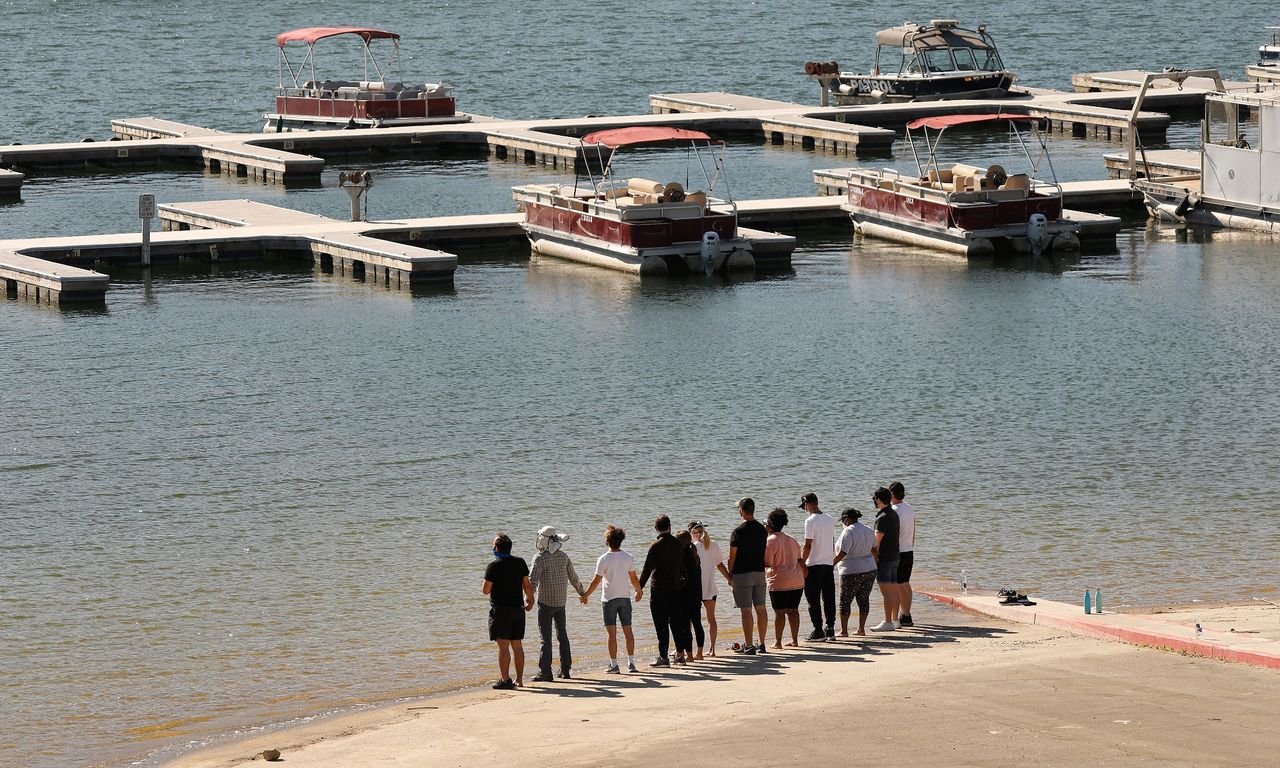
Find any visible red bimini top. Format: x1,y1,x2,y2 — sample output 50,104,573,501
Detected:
582,126,715,148
905,113,1036,130
277,27,400,47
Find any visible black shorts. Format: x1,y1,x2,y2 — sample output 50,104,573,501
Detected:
876,558,899,585
897,551,914,583
489,605,526,641
769,588,803,610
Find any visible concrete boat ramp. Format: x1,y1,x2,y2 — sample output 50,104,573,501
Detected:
0,72,1219,189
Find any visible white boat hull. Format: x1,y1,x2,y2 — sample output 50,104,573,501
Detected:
523,224,755,276
262,113,472,132
846,206,1080,257
1141,191,1280,234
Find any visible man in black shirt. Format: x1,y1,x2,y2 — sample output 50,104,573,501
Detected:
727,497,769,654
870,488,901,632
483,533,535,689
639,515,689,667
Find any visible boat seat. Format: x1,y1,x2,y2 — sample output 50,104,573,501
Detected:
627,178,665,197
685,191,708,208
1002,174,1031,190
985,189,1028,201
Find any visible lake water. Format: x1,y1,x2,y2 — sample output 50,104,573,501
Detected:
3,2,1279,767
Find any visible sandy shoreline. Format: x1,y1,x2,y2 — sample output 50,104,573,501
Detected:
163,597,1280,768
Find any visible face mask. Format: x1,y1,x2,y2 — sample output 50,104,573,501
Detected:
492,548,501,558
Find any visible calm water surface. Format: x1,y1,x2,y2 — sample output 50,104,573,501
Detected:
3,2,1280,767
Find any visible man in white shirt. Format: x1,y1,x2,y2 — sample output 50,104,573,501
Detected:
800,492,837,641
890,482,917,627
580,525,644,673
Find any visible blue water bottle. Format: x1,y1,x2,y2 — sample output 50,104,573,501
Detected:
1083,589,1092,614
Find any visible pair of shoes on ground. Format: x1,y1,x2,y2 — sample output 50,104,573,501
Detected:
531,669,572,682
870,620,898,632
733,643,767,655
806,628,838,641
606,661,639,674
999,591,1037,606
492,678,517,690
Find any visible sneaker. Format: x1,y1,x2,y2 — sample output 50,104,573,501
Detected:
492,678,516,690
898,614,914,627
673,656,687,666
650,657,670,667
870,620,897,632
558,669,571,679
605,664,620,674
531,671,554,682
732,643,748,653
756,643,766,654
627,661,638,673
806,629,827,641
742,645,757,655
825,627,836,639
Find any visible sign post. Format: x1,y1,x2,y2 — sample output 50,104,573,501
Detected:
138,194,156,267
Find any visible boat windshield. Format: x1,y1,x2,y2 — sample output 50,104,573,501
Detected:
901,45,1002,75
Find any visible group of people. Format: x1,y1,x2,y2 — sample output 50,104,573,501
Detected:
481,483,917,689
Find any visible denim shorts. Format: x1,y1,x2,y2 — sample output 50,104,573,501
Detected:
876,558,900,585
603,597,633,627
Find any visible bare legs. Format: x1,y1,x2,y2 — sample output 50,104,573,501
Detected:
899,581,913,620
879,581,899,625
773,608,799,647
754,605,768,647
605,624,636,660
496,639,526,686
703,599,718,655
739,606,755,647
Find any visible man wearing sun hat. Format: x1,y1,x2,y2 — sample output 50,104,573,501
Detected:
529,525,586,682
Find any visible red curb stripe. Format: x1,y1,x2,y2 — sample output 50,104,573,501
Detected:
919,590,1280,671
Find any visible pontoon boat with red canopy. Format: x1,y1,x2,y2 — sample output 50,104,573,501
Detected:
264,27,468,131
511,127,779,276
841,113,1079,256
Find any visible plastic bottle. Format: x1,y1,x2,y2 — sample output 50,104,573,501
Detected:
1195,620,1203,640
961,569,968,595
1094,588,1103,614
1084,590,1092,614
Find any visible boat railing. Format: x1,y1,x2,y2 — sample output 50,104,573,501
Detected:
848,167,1063,205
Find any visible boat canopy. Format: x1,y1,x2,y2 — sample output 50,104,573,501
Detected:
582,126,714,148
906,113,1035,130
277,27,400,47
875,24,992,50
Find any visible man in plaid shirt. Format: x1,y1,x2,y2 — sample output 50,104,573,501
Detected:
530,526,586,682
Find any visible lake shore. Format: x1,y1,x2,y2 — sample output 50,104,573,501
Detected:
163,598,1280,768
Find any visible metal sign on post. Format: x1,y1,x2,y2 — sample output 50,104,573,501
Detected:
138,194,155,267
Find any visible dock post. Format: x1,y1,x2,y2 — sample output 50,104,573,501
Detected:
138,193,155,268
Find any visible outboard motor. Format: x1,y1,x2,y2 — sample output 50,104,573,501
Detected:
700,231,721,275
1027,213,1049,255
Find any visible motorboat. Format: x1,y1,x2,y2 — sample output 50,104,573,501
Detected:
1134,90,1280,233
264,27,469,131
840,113,1080,256
805,20,1015,106
510,127,772,276
1244,26,1280,85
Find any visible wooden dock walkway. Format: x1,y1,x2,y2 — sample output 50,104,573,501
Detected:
0,71,1212,188
0,249,109,305
1102,148,1199,179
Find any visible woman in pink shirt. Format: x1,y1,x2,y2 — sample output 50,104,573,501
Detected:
764,507,807,648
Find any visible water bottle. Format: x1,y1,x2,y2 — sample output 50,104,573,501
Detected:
961,569,968,595
1195,620,1203,640
1094,589,1102,614
1084,590,1092,614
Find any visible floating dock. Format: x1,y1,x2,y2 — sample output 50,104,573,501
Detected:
0,168,21,199
0,250,109,305
1102,148,1199,179
0,72,1220,187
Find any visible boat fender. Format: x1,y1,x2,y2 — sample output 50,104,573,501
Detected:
700,231,722,275
838,83,855,95
726,248,755,271
1173,194,1193,218
1052,231,1081,252
1027,213,1049,254
640,255,668,276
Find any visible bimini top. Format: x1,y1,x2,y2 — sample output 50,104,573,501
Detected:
875,22,992,51
906,113,1035,130
581,126,714,148
277,27,401,47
